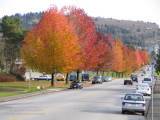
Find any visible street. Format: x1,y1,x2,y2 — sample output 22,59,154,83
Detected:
0,68,151,120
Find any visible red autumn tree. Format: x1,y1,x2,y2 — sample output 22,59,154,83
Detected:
135,50,143,69
94,32,114,74
62,6,98,78
122,46,136,73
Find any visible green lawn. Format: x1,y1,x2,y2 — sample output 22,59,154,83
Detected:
0,81,69,98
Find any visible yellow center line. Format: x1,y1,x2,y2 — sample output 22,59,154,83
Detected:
8,106,56,120
79,90,105,99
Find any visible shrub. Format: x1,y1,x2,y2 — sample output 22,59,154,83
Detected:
0,75,18,82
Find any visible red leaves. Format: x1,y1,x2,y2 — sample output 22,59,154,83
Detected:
21,5,150,75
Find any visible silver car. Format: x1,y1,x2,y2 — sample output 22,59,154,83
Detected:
142,78,152,88
122,93,145,115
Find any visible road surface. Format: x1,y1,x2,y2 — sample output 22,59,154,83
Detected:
0,66,151,120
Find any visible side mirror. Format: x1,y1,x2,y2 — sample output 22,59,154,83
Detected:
121,97,124,100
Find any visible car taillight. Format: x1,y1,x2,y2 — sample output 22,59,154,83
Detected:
147,88,149,91
136,88,138,90
122,102,125,105
142,104,145,107
142,81,144,83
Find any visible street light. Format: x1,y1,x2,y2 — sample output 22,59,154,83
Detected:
151,62,154,120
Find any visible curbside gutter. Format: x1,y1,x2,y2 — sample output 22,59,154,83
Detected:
0,82,94,103
145,78,157,119
0,88,67,103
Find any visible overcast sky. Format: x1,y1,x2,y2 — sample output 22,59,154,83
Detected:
0,0,160,27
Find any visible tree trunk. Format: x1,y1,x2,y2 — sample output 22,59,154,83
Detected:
102,71,104,77
77,70,80,80
51,73,55,86
66,72,69,84
97,71,98,76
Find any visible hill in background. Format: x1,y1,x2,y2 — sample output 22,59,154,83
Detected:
6,12,160,47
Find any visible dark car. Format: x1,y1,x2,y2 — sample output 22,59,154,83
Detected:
82,74,90,81
70,80,83,89
124,79,133,85
69,74,77,81
92,76,102,84
131,75,138,82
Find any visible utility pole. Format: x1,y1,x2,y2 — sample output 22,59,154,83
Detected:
29,68,31,90
151,62,154,120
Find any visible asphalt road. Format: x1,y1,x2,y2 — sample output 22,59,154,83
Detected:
0,66,151,120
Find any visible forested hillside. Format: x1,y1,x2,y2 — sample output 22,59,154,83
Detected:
94,17,160,47
9,12,160,47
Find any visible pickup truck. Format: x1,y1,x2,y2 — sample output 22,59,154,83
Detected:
34,75,52,81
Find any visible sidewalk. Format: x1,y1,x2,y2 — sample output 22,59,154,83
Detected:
146,78,160,120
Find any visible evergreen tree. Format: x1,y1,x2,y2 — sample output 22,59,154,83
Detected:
0,16,27,72
155,49,160,73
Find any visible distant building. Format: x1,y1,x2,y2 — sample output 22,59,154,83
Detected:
154,45,160,54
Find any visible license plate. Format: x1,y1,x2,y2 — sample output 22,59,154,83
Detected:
74,86,76,87
135,104,139,107
128,104,133,107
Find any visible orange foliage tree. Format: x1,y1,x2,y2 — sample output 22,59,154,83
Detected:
21,7,81,86
112,38,124,73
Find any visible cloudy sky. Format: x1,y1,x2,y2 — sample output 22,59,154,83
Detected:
0,0,160,26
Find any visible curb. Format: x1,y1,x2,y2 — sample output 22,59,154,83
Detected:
0,88,67,103
0,82,94,103
145,78,157,119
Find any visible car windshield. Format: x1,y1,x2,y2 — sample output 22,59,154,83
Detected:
57,75,63,77
72,80,80,83
132,75,137,77
125,80,131,81
94,76,100,79
102,77,107,79
83,74,89,77
70,75,76,79
124,94,144,101
144,78,151,81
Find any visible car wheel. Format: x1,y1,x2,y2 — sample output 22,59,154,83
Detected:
122,110,125,114
124,83,125,85
142,111,145,116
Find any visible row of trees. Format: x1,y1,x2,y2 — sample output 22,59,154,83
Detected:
21,6,149,85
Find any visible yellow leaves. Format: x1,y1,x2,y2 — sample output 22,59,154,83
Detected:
20,7,81,74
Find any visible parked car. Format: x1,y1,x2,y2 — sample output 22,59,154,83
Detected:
106,76,112,81
92,76,102,84
102,76,112,82
34,75,51,81
56,74,65,81
131,74,138,82
69,74,77,81
136,83,151,96
121,93,146,115
82,74,90,81
142,78,152,88
70,80,83,89
124,79,133,85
